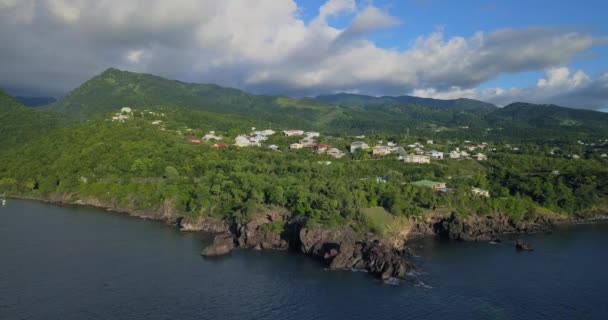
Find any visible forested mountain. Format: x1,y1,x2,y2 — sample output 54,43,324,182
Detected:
44,68,608,140
316,93,497,111
47,68,337,129
0,89,67,147
482,102,608,140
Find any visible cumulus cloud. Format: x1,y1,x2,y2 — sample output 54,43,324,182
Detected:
317,0,356,21
0,0,606,110
414,67,608,110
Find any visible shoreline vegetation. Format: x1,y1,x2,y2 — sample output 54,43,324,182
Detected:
7,194,607,282
2,68,608,282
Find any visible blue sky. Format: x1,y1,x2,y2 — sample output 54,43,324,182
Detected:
1,0,607,110
299,0,608,90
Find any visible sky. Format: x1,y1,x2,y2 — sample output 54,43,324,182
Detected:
1,0,607,110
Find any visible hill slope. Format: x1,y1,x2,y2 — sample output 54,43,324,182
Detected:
316,93,497,111
47,68,500,134
0,89,67,148
483,102,608,139
48,68,338,129
46,68,608,139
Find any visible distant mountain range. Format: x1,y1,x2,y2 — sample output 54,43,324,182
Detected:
315,93,496,111
15,96,57,108
1,67,606,144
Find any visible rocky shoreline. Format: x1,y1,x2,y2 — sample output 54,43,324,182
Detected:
199,209,415,280
8,194,608,282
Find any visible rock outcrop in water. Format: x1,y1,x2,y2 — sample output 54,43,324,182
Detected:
298,227,413,279
201,233,234,256
515,239,534,251
200,209,413,280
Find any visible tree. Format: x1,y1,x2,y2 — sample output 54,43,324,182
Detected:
164,166,179,180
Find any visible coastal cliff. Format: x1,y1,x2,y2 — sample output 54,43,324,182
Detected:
408,212,555,241
200,209,414,280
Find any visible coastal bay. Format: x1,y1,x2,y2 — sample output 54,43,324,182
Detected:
2,199,607,320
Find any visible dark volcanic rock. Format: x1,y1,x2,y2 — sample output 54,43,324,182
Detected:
424,213,555,241
221,210,414,280
299,227,413,279
201,233,235,257
236,208,294,250
515,239,534,251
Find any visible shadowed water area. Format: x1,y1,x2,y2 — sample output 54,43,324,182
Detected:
1,200,607,319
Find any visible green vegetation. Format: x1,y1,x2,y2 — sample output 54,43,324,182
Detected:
0,88,68,148
1,68,607,236
360,207,397,236
44,68,608,140
259,221,285,235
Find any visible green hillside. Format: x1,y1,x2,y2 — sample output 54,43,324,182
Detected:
1,111,606,233
48,68,337,129
316,93,497,111
482,102,608,140
0,88,67,148
38,68,608,140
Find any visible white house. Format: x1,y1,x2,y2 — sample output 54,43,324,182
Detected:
401,155,431,164
268,144,279,151
235,135,260,147
350,141,369,153
299,137,316,148
120,107,132,114
283,129,305,136
151,120,163,125
250,134,267,143
327,148,345,158
203,132,223,141
472,187,490,197
290,143,303,150
306,131,320,138
426,150,444,159
449,151,460,159
262,129,276,136
473,153,488,161
112,114,130,122
372,145,392,156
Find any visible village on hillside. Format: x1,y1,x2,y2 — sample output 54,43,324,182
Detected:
110,107,608,199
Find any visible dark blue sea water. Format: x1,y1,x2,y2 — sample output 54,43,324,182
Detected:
1,199,607,320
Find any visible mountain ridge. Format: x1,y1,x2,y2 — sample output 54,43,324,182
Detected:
315,92,497,111
32,67,608,139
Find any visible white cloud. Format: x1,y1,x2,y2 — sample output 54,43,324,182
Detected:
347,6,401,33
415,67,608,109
126,49,145,64
318,0,356,21
0,0,606,110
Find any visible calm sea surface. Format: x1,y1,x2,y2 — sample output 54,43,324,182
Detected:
1,199,607,320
